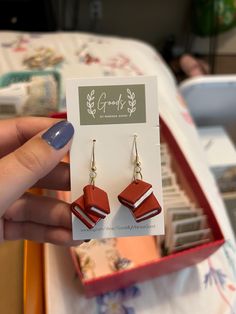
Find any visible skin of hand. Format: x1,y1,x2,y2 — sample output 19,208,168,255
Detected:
180,54,209,78
0,117,82,246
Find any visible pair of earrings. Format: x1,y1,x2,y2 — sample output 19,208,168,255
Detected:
71,136,162,229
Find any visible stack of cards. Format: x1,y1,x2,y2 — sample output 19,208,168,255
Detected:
160,143,212,254
118,179,162,222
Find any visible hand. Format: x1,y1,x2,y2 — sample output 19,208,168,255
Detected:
180,54,209,78
0,117,81,246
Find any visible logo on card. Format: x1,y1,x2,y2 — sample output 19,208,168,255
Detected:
79,84,146,125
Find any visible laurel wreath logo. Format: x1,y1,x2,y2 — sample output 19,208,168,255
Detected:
86,89,96,118
127,88,136,117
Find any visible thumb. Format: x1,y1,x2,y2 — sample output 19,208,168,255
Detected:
0,120,74,215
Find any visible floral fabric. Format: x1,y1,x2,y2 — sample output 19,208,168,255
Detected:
1,31,236,313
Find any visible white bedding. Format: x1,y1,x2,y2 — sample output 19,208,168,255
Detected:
0,31,236,314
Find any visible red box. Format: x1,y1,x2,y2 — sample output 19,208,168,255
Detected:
54,113,224,298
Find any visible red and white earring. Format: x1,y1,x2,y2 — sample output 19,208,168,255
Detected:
71,140,110,229
118,134,162,222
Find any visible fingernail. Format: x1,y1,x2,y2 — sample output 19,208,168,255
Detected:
42,121,74,150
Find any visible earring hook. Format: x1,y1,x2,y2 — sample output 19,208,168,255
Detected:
90,139,97,185
133,135,143,181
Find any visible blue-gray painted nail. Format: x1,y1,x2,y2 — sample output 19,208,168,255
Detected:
42,120,74,150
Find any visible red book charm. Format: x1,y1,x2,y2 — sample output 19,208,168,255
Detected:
71,195,101,229
118,179,153,209
118,179,162,222
83,185,110,218
132,193,162,222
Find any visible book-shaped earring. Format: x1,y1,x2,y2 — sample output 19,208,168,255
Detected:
132,193,162,222
118,179,162,222
118,179,153,209
83,185,110,218
71,139,110,229
71,195,101,229
118,135,162,222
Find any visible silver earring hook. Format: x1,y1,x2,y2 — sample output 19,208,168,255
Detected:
133,134,143,181
89,139,97,185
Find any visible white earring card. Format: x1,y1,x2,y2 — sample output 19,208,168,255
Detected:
66,76,164,240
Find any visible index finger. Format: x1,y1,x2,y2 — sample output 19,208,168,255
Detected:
0,120,74,215
0,117,61,157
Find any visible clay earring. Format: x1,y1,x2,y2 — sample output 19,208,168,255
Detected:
71,139,110,229
118,134,162,222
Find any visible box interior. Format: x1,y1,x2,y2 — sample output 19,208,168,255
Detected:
67,118,224,297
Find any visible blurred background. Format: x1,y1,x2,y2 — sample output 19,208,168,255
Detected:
0,1,236,314
0,0,235,75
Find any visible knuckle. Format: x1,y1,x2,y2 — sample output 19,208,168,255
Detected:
13,147,44,176
57,202,71,228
